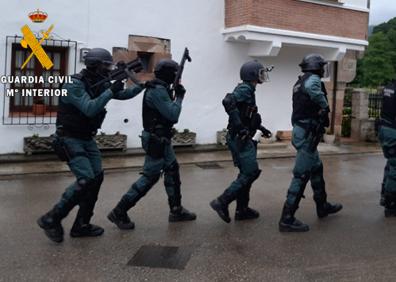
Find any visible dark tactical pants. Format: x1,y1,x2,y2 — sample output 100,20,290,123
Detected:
222,132,261,208
378,125,396,207
286,125,327,208
54,137,103,223
120,130,182,209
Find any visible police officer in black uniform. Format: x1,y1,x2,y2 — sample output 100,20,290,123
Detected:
378,80,396,216
37,48,144,243
279,54,342,232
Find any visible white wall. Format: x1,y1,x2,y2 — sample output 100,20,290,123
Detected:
343,0,369,9
0,0,346,154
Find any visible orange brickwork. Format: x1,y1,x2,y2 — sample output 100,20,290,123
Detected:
225,0,369,40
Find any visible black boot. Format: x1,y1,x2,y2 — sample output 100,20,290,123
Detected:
37,208,64,243
235,185,259,220
279,203,309,232
380,183,386,207
169,206,197,222
235,207,260,221
210,198,231,223
384,193,396,217
108,196,135,230
316,202,343,218
70,216,104,238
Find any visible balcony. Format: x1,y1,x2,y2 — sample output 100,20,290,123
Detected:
223,0,369,60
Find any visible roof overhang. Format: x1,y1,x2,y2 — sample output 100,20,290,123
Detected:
222,25,368,61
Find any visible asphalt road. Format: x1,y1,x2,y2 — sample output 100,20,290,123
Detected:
0,153,395,282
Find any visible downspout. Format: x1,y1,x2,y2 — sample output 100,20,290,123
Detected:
330,61,338,134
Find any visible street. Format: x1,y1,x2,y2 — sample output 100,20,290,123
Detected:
1,153,395,282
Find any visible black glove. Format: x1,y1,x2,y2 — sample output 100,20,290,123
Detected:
259,126,272,138
237,127,250,141
251,113,262,130
174,84,186,99
110,80,124,94
319,107,330,128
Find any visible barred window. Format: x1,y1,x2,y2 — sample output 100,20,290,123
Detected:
10,44,68,114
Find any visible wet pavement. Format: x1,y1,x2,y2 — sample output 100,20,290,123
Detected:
1,153,395,281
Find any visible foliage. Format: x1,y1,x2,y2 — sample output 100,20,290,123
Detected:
353,18,396,88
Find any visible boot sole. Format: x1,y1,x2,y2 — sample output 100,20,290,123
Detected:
169,215,197,222
107,213,135,230
235,215,260,221
70,228,104,238
279,224,310,233
318,205,343,219
210,201,231,223
37,218,64,243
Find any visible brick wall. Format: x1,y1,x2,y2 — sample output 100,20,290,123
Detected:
225,0,369,40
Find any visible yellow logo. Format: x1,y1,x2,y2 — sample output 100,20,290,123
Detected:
20,24,54,70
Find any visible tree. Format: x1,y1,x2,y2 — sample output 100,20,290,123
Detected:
352,18,396,88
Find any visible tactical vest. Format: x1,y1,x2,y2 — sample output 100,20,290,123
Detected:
142,79,174,138
227,84,259,134
291,73,327,124
381,82,396,128
56,70,107,139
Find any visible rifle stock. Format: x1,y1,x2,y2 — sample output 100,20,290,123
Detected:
172,47,192,89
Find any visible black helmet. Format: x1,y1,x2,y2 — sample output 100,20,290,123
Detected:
299,54,327,73
240,60,268,83
84,48,113,68
154,59,179,84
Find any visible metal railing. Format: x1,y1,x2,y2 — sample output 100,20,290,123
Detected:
368,88,383,119
2,35,77,127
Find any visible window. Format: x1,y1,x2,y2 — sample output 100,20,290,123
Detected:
10,44,68,114
137,51,154,73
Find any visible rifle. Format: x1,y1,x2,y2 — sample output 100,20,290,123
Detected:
90,58,143,89
172,47,192,92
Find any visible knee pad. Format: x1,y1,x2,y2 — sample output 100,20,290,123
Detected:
77,177,95,191
384,146,396,159
251,169,261,182
293,170,311,184
164,161,181,187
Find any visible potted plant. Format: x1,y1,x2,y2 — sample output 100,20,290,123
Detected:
95,131,127,151
172,129,197,147
23,133,55,155
32,98,46,116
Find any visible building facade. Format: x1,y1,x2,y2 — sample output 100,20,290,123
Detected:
0,0,369,154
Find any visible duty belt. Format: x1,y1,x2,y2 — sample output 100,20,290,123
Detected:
56,128,96,140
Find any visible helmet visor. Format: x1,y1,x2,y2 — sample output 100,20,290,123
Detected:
322,63,330,79
258,68,270,83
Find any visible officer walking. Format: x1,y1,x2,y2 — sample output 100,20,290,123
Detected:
108,59,196,230
37,48,145,243
210,61,272,223
378,80,396,217
278,54,342,232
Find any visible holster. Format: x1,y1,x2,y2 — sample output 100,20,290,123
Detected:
147,133,170,159
52,136,71,162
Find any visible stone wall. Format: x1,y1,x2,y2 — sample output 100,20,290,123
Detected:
350,89,377,142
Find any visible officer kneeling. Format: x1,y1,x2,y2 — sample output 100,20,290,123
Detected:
279,54,342,232
108,59,196,230
37,48,145,243
378,80,396,217
210,61,272,223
